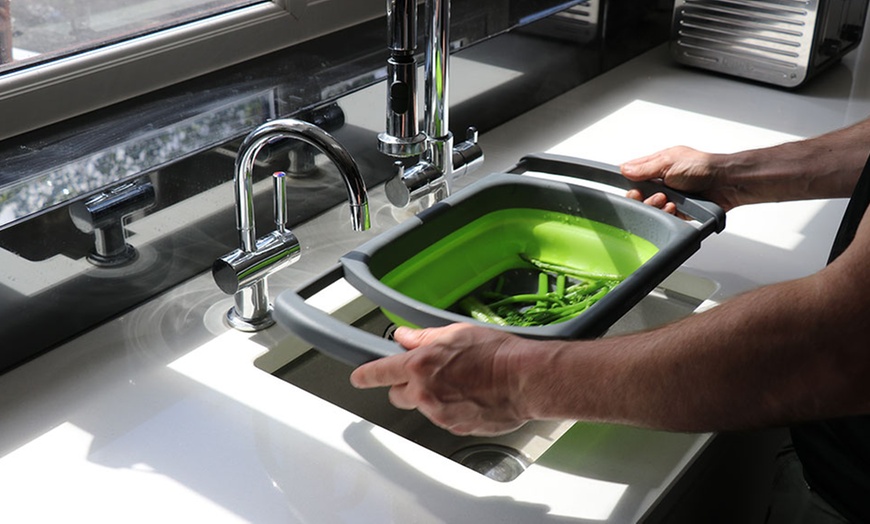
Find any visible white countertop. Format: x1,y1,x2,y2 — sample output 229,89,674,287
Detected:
1,41,868,523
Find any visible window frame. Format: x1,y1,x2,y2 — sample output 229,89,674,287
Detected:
0,0,384,141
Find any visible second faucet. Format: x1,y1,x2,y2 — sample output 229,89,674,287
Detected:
379,0,484,208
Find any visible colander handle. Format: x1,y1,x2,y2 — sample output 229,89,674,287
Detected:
273,288,406,367
511,153,726,236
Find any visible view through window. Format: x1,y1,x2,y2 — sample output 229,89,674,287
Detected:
0,0,261,72
0,0,384,140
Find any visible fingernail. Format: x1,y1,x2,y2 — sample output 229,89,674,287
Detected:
348,370,363,388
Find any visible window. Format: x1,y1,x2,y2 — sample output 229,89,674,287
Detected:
0,0,260,72
0,0,384,140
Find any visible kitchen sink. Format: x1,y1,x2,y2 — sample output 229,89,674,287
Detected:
254,269,717,482
272,155,725,365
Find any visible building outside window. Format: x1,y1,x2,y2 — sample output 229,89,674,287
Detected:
0,0,261,70
0,0,383,140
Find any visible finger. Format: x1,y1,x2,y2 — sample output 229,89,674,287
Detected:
393,322,472,349
625,188,644,202
643,192,670,209
619,152,657,172
421,400,524,437
391,326,426,349
349,355,409,389
447,419,526,437
417,399,478,434
620,154,666,181
387,383,417,410
634,192,684,217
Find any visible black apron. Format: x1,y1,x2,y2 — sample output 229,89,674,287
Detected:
791,153,870,523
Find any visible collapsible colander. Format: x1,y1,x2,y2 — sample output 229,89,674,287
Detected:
275,154,725,365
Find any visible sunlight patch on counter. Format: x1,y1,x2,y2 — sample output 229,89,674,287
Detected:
0,421,243,522
547,99,802,164
545,99,832,250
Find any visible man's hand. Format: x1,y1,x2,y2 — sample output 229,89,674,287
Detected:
349,323,536,436
620,145,742,212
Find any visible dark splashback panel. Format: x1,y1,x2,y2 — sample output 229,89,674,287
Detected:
0,0,669,373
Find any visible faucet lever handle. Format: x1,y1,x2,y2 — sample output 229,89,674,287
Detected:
273,171,288,234
395,161,405,180
452,126,485,181
385,159,443,208
466,126,479,143
69,180,156,267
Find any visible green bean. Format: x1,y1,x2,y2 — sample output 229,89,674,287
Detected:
458,296,509,326
521,255,624,282
457,256,622,327
536,272,549,307
556,273,566,297
487,293,556,309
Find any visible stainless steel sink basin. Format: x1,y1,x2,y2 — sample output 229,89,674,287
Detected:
272,155,725,366
255,270,717,482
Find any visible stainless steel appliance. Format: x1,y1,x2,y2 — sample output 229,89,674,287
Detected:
671,0,869,88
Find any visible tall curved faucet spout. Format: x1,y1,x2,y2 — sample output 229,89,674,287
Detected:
213,118,371,332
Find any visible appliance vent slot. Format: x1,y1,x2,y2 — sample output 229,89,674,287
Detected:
676,0,817,67
553,1,597,23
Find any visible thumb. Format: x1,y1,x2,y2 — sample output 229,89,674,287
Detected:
392,326,426,349
620,153,668,181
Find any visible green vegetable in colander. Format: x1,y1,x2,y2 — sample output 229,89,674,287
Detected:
458,256,623,327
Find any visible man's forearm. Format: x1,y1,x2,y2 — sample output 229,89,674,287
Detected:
519,256,870,432
725,118,870,203
525,121,870,431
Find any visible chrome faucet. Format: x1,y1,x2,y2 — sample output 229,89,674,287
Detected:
213,118,371,331
379,0,484,208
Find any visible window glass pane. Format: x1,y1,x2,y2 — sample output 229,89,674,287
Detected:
0,0,263,73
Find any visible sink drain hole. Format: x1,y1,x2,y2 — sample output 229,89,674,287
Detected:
450,444,530,482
